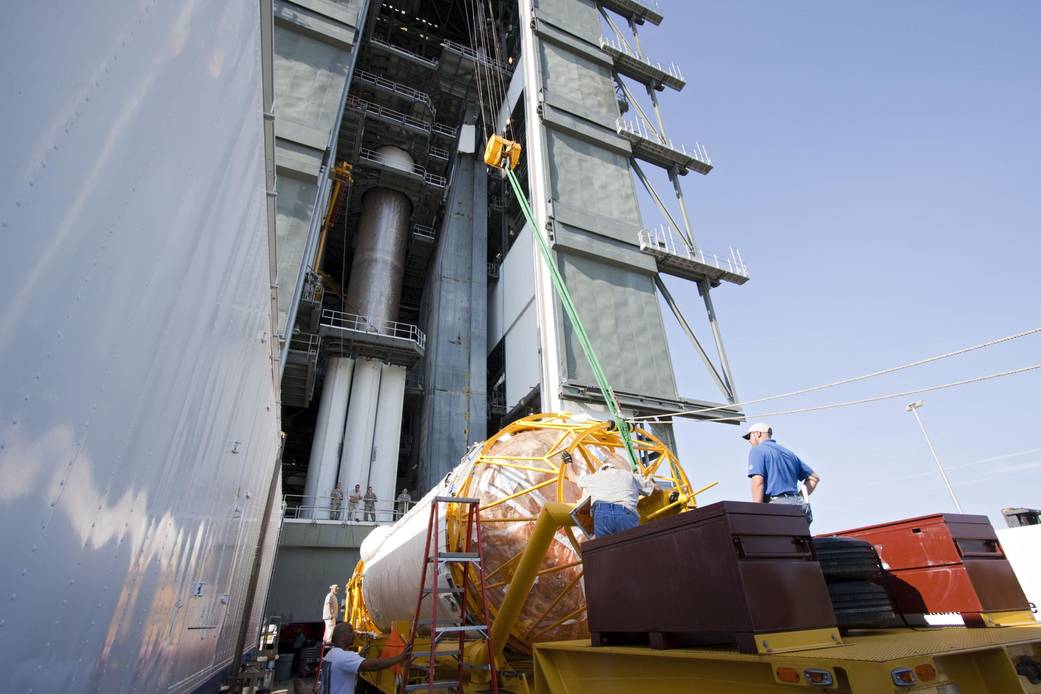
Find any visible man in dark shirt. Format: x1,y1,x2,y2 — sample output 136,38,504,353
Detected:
744,423,820,524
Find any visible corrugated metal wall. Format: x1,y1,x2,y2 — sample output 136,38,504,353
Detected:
0,1,282,691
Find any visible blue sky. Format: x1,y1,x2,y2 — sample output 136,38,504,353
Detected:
619,1,1041,532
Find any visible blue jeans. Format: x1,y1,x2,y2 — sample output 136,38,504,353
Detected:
767,493,813,525
592,501,639,537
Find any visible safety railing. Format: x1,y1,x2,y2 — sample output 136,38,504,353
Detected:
301,270,324,305
411,223,436,242
356,147,447,188
288,332,321,356
430,121,458,139
598,36,683,82
352,69,433,108
489,388,507,415
615,117,712,167
346,95,430,132
638,226,749,278
283,494,414,524
440,38,512,72
405,369,424,392
320,309,427,350
369,36,440,69
428,145,450,161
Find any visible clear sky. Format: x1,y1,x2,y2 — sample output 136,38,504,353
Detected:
621,1,1041,532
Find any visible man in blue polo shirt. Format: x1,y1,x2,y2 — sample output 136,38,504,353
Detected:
744,423,820,524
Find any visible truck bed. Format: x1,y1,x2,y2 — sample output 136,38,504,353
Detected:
534,624,1041,692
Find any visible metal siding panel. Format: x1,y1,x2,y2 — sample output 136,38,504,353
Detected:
534,0,602,44
506,303,542,408
488,276,505,351
540,40,619,128
274,175,319,331
545,129,642,228
501,224,537,335
0,2,281,692
265,544,361,624
273,25,351,135
557,253,678,398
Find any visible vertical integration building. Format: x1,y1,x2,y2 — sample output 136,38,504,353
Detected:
0,0,751,684
267,0,747,623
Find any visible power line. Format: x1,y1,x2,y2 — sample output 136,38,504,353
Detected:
631,326,1041,422
945,446,1041,472
637,363,1041,425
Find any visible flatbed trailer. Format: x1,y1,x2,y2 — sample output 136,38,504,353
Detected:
534,624,1041,693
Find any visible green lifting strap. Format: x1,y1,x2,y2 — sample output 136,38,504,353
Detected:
503,167,641,473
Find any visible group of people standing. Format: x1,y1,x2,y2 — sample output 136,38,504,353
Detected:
327,484,413,522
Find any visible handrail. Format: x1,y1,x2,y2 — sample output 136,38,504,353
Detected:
598,35,683,81
369,35,439,68
411,223,436,241
440,38,511,72
352,68,433,107
345,95,459,141
430,121,458,138
616,117,712,167
320,308,427,349
283,494,413,523
288,332,321,354
346,95,430,131
356,148,447,188
638,226,749,278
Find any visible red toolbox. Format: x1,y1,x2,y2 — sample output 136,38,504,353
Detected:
827,513,1029,623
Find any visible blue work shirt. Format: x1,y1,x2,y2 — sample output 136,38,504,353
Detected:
747,439,814,497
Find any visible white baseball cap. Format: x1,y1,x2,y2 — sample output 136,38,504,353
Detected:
742,422,771,440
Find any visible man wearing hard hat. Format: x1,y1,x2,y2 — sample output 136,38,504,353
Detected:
743,423,820,524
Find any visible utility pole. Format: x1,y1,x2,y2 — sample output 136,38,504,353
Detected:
906,400,963,513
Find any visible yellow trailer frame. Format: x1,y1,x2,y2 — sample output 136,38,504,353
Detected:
534,624,1041,693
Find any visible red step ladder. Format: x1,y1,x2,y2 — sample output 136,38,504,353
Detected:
400,496,500,693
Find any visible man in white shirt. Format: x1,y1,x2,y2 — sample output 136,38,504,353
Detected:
322,584,339,643
321,623,410,694
567,453,657,537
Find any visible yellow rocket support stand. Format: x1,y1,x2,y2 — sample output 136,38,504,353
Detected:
488,503,576,661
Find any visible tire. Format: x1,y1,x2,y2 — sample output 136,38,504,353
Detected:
813,537,882,581
827,580,897,629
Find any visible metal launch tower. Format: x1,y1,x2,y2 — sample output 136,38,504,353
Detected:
267,0,747,621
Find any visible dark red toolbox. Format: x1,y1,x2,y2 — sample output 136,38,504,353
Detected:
826,513,1029,622
582,500,836,652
